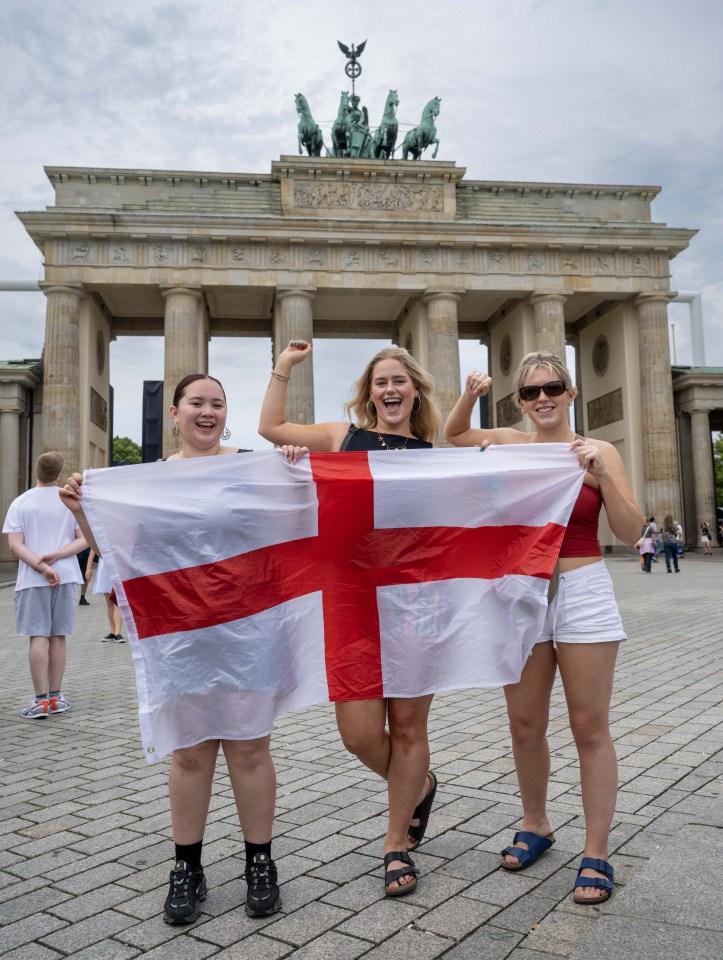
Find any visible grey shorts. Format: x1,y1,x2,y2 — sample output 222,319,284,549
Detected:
15,584,80,637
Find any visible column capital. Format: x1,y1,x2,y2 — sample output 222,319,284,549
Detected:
423,289,464,304
528,292,570,306
634,291,677,308
39,282,85,300
275,286,317,302
160,284,203,301
0,401,27,416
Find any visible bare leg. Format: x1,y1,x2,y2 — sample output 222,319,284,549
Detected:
112,605,124,636
556,641,619,900
169,740,219,844
47,636,67,691
335,698,433,890
104,595,116,634
383,696,433,889
502,641,558,865
221,737,276,843
28,636,50,694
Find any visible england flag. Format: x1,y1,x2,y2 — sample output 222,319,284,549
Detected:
81,445,585,761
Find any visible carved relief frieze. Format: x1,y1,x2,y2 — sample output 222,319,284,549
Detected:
190,244,209,264
305,246,326,267
632,253,649,274
111,243,132,264
561,254,580,272
587,388,623,429
293,181,443,212
526,251,545,271
593,254,613,273
496,393,522,428
269,245,288,265
379,249,400,269
230,244,247,265
490,250,508,270
71,241,92,262
343,248,361,268
418,248,436,269
151,242,171,265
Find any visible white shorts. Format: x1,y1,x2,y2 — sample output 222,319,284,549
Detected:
15,583,80,637
537,560,626,645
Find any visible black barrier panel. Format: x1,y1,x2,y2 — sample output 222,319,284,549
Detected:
142,380,163,463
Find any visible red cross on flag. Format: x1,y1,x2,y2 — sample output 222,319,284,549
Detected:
82,446,585,761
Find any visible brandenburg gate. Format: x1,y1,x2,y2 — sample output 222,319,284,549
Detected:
15,155,700,548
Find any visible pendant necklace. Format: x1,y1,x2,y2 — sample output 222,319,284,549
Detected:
376,432,409,451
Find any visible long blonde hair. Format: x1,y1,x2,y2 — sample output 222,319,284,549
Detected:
344,346,440,443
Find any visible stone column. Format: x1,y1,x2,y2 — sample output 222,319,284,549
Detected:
423,290,463,445
273,287,316,425
690,408,717,547
161,285,205,455
529,293,568,359
636,293,681,520
40,283,84,477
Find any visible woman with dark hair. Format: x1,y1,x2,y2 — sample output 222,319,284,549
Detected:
445,351,642,905
61,373,305,926
662,515,681,572
258,340,440,898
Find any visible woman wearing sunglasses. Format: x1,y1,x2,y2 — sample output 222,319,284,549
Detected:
444,351,642,905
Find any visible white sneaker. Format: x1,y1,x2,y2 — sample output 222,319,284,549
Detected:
49,695,71,714
22,699,50,719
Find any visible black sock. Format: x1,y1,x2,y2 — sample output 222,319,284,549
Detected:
35,692,48,701
174,839,203,870
245,839,272,862
49,690,60,697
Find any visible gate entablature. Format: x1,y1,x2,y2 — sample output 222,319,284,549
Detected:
16,159,698,537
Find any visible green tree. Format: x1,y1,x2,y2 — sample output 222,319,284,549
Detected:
714,433,723,514
113,435,142,466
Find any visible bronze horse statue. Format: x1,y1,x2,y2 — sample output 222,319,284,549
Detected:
331,91,351,157
402,96,441,160
295,93,323,157
371,89,399,160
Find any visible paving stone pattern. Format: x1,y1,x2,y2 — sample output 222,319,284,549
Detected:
1,556,721,958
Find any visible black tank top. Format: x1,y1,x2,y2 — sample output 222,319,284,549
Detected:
339,425,432,451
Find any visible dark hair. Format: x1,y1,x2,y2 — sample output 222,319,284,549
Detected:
172,374,226,409
649,516,655,523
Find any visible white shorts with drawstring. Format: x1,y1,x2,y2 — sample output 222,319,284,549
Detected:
537,560,627,645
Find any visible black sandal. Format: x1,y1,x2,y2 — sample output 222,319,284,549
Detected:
407,771,437,852
383,850,418,897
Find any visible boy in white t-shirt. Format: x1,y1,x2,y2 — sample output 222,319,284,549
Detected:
3,452,86,718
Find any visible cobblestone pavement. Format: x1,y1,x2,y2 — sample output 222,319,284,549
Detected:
1,555,721,959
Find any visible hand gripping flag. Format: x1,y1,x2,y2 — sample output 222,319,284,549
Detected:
81,445,585,761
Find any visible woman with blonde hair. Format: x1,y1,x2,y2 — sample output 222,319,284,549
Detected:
444,350,642,905
259,340,440,897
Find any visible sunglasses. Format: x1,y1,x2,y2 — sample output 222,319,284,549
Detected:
518,380,569,402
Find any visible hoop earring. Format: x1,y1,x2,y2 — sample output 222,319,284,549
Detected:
412,396,421,414
172,423,180,439
222,427,231,441
366,398,377,420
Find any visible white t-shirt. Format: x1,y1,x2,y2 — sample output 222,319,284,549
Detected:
3,486,84,590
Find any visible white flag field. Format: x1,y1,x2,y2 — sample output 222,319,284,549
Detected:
81,445,585,761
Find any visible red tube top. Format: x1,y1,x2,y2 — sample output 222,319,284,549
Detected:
559,482,602,558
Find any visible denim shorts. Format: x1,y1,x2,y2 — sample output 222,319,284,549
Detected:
537,560,627,645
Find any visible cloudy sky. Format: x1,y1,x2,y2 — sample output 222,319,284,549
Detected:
1,0,721,449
